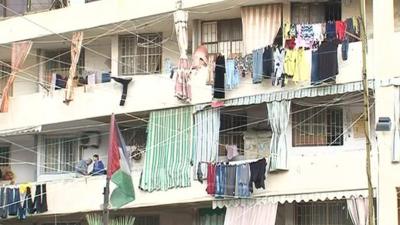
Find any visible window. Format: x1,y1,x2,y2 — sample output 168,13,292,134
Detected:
201,19,243,56
0,62,11,97
134,215,160,225
292,104,343,147
41,137,80,174
295,201,353,225
219,112,247,156
42,223,80,225
119,33,162,75
291,1,341,24
121,126,147,148
0,145,10,168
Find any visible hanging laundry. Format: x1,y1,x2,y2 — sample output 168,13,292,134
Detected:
215,164,226,197
214,55,225,99
288,24,297,38
235,56,246,78
249,158,267,193
284,49,296,77
224,165,236,196
285,38,296,50
311,50,320,85
317,40,339,83
273,47,285,86
175,59,192,102
33,184,48,213
312,23,325,45
326,21,336,40
236,164,251,197
335,20,347,42
0,188,7,219
226,145,239,160
197,162,204,183
342,38,349,61
296,24,314,48
111,77,132,106
292,48,311,84
6,188,21,216
225,59,239,90
262,46,274,78
206,163,216,195
252,48,264,83
207,55,216,85
25,187,34,214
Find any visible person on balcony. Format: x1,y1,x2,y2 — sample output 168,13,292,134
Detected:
75,158,92,176
91,154,106,176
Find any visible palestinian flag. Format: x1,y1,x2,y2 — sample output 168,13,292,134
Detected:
107,114,135,208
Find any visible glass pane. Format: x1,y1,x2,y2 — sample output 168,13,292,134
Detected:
44,138,59,173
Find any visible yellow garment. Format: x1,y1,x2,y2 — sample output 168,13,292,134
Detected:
352,17,359,34
284,49,297,77
293,49,311,83
19,183,31,194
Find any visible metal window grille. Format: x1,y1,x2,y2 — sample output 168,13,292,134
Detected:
0,146,10,167
134,215,160,225
42,137,79,174
291,1,342,24
119,33,162,75
295,200,353,225
121,127,147,147
292,104,343,147
219,112,247,156
201,19,243,56
42,223,81,225
0,62,12,97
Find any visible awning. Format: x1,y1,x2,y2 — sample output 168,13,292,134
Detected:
193,78,400,113
0,125,41,137
213,189,371,208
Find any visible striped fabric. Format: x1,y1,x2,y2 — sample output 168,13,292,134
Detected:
193,108,220,178
140,107,193,192
241,4,282,54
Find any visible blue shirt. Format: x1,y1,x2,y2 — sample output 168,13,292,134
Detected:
92,160,106,175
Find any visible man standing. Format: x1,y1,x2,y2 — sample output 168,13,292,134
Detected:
91,154,106,175
75,158,92,176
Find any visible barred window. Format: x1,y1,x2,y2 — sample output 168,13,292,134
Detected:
119,33,162,75
219,112,247,156
201,19,243,56
291,1,342,24
0,62,11,97
292,104,344,147
0,145,10,167
295,200,353,225
41,136,80,174
134,215,160,225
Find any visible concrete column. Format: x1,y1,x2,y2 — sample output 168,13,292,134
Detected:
111,35,119,76
373,1,399,225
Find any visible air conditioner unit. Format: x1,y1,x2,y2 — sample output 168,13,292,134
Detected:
80,131,100,148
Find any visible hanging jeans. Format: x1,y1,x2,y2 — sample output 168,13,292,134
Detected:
215,164,226,197
33,184,48,214
236,164,251,197
225,60,235,90
0,188,7,219
341,38,349,61
311,51,319,85
252,48,264,84
7,188,21,216
224,165,236,196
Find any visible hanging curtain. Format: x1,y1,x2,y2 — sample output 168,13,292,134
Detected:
0,41,33,112
224,203,277,225
140,107,193,192
393,87,400,162
267,100,290,171
199,208,225,225
64,31,83,104
241,4,282,55
174,9,192,102
346,197,368,225
193,108,220,178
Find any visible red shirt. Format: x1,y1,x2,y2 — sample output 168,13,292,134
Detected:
336,21,347,41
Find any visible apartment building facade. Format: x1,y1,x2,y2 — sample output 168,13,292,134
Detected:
0,0,399,225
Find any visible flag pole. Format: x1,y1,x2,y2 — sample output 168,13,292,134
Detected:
103,177,110,225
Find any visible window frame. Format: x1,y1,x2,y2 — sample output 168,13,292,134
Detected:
295,200,353,225
290,1,342,24
118,33,163,76
219,111,247,156
201,18,243,56
40,136,81,175
291,104,344,147
0,144,10,168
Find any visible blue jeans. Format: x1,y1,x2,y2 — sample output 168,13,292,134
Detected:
311,51,319,85
236,164,250,197
225,59,235,90
215,165,226,197
252,48,264,83
341,38,349,61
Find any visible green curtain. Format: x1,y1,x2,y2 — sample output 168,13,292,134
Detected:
140,107,193,192
199,208,226,225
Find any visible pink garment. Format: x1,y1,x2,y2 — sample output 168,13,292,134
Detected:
226,145,239,160
175,58,192,102
211,100,224,108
